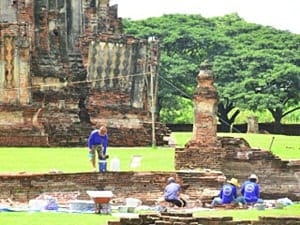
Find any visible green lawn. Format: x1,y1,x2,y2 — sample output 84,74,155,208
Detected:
0,212,115,225
0,147,175,173
194,203,300,220
173,132,300,160
0,204,299,225
0,132,299,225
0,133,299,173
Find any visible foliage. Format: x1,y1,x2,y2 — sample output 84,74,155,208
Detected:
159,95,193,123
228,108,300,124
123,14,300,126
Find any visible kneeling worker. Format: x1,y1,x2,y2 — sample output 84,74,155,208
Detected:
164,177,187,207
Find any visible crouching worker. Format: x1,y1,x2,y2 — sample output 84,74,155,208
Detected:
88,125,109,172
211,178,240,207
164,177,187,207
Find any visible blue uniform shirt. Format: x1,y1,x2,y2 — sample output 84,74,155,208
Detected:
164,182,180,200
241,180,260,203
88,129,108,155
219,183,237,204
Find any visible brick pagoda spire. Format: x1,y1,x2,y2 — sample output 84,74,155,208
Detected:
189,60,219,146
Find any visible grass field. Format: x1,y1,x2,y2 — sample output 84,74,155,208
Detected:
0,204,299,225
193,203,300,220
0,212,115,225
0,133,299,173
173,132,300,159
0,132,299,225
0,147,175,173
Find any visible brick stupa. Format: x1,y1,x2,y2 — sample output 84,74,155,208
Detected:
190,60,219,146
175,61,225,170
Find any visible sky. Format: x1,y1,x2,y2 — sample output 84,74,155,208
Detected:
110,0,300,34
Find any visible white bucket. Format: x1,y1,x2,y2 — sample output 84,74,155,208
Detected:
28,199,48,211
130,155,142,169
110,157,120,171
125,198,142,207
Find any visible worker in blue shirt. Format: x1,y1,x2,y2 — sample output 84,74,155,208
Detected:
88,126,109,172
211,178,240,207
164,177,187,207
241,174,263,204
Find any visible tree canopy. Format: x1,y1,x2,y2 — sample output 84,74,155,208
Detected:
122,13,300,127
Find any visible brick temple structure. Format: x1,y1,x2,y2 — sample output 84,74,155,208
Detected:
0,60,299,224
0,0,170,147
0,3,299,220
175,61,300,201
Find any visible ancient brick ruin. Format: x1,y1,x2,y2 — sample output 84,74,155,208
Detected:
0,171,226,205
1,171,300,225
0,0,170,147
1,2,299,224
0,60,299,224
109,212,300,225
0,58,299,204
0,58,299,205
175,61,300,201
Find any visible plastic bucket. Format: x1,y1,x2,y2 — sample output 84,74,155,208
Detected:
98,160,107,172
110,157,120,171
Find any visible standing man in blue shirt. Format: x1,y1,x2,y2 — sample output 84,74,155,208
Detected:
88,125,109,172
164,177,187,207
241,174,263,204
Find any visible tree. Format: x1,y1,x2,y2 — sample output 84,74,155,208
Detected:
123,14,300,126
123,14,232,123
213,56,242,130
212,18,300,127
244,63,300,131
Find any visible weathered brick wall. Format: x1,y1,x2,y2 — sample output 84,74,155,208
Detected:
1,167,298,205
0,171,225,204
176,136,300,201
0,0,170,147
0,1,17,22
86,91,149,127
111,213,300,225
0,21,31,105
0,105,48,145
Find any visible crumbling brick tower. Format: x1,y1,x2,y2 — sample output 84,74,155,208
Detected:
175,60,225,170
0,0,170,146
190,60,219,145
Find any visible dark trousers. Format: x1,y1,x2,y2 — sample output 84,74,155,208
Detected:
165,198,187,207
92,145,106,159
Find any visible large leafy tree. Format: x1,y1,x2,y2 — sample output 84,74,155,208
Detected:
213,17,300,129
123,14,300,127
123,14,231,124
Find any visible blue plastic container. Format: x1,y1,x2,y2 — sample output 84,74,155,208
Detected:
98,160,107,172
